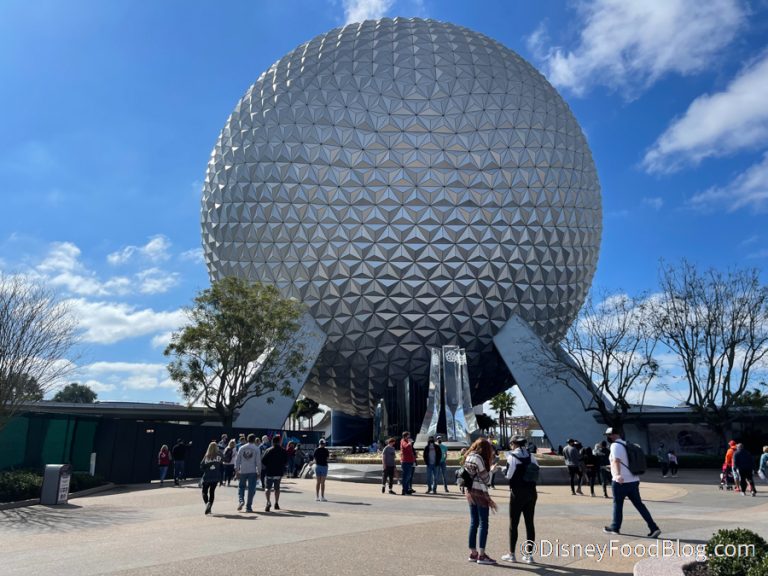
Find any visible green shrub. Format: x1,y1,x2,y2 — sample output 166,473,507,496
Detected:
69,472,106,493
0,470,43,502
707,528,768,576
747,554,768,576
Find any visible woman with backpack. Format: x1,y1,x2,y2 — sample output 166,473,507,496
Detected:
463,438,498,565
501,436,538,564
221,439,237,486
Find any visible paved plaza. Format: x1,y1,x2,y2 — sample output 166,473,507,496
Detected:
1,470,766,576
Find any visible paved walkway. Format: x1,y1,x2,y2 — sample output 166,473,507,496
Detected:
1,470,766,576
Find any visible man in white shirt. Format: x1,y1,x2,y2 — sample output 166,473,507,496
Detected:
602,427,661,538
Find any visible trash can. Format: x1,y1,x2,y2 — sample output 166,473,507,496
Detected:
40,464,72,505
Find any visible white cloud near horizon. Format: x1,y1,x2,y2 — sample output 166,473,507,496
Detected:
342,0,394,25
69,298,187,345
107,234,172,265
529,0,746,97
79,361,177,392
644,52,768,174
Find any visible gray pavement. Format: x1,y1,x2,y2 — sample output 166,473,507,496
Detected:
1,470,766,576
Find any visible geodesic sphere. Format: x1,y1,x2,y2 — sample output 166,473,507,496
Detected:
201,18,602,418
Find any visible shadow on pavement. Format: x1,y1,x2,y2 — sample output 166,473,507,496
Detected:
259,509,329,517
0,504,147,533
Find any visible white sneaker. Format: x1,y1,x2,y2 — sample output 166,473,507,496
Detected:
315,497,320,501
501,553,516,563
320,497,328,502
522,554,534,564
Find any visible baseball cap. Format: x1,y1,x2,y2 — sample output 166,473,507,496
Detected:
604,427,620,435
511,435,527,445
319,438,326,444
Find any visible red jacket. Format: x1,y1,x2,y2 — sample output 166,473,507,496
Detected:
158,449,171,466
400,439,416,463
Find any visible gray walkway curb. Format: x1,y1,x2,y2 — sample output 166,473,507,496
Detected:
0,482,117,510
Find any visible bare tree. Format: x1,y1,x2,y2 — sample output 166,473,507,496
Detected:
0,274,79,432
653,260,768,441
562,291,659,428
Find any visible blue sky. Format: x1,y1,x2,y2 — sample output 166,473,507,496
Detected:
1,0,767,409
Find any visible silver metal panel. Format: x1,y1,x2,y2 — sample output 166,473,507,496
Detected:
233,313,327,429
493,314,606,449
202,18,602,417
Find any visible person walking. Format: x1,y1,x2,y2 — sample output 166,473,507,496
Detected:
381,437,397,494
724,440,739,491
656,442,669,478
667,450,679,478
221,439,237,486
286,442,297,478
235,434,262,512
157,445,171,484
171,438,190,486
581,445,599,497
436,436,449,492
733,443,757,496
501,436,538,565
399,431,416,495
422,436,441,494
759,446,768,483
563,439,583,495
313,439,330,501
200,442,222,515
594,441,611,498
262,435,288,511
602,427,661,538
464,437,498,565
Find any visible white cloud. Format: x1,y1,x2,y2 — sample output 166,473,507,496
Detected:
80,361,176,391
107,234,172,265
151,331,176,349
644,52,768,173
69,298,187,345
342,0,394,24
689,152,768,212
136,267,180,294
531,0,746,97
642,197,664,210
35,242,132,297
179,247,204,263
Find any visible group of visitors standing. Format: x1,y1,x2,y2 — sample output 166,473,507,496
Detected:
380,432,451,495
562,438,611,498
722,440,764,496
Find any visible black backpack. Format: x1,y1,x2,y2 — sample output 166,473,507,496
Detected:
617,440,647,475
510,453,540,485
458,466,474,490
223,447,233,464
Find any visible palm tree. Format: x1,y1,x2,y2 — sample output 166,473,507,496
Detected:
489,391,516,446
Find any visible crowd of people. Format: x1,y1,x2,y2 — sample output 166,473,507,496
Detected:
157,433,326,515
156,428,768,565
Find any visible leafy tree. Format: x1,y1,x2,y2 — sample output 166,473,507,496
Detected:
489,391,516,446
291,397,322,430
561,290,659,429
653,261,768,441
0,275,78,432
165,277,306,428
53,382,98,403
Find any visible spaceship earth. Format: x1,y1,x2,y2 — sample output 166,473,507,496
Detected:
201,18,602,418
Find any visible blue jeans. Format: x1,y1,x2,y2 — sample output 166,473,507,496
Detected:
238,473,258,510
437,461,449,489
401,462,414,493
426,464,438,492
610,481,658,532
468,503,490,550
158,466,168,482
173,461,185,482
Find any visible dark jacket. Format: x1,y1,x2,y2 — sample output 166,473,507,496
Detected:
262,445,288,476
200,456,222,483
171,442,188,461
733,448,754,471
422,443,441,465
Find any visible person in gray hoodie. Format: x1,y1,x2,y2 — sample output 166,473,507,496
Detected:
563,439,583,495
381,437,397,494
235,434,262,512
